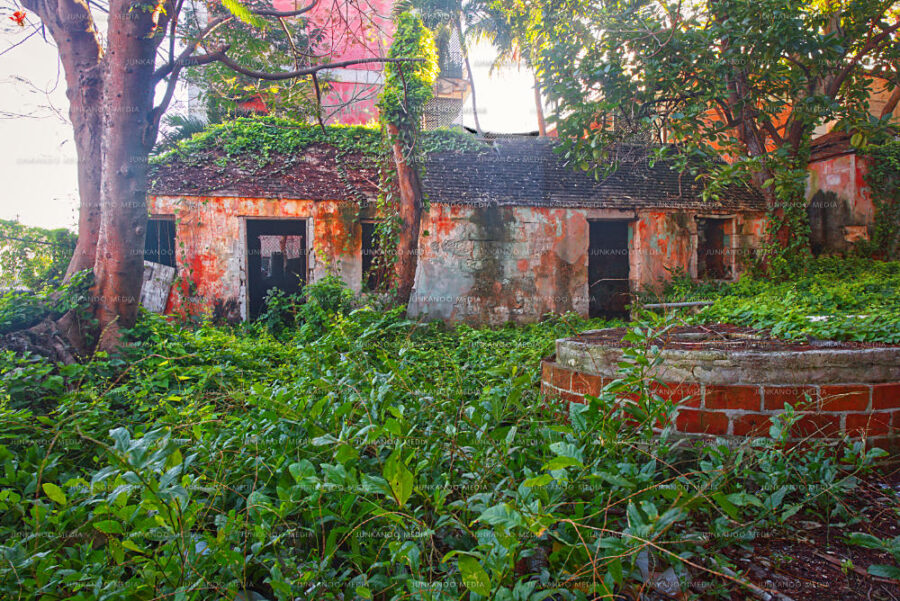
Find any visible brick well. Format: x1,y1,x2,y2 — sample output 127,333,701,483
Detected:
541,326,900,450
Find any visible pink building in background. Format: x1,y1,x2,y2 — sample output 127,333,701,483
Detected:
274,0,395,124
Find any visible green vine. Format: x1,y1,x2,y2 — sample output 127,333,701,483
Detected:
751,146,813,278
376,12,439,147
369,12,440,290
151,116,482,166
863,140,900,259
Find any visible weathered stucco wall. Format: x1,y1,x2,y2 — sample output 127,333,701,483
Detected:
409,205,595,323
806,154,875,250
149,196,767,324
409,205,767,324
632,211,766,292
149,195,364,319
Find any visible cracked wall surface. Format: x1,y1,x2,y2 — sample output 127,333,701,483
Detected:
149,195,767,324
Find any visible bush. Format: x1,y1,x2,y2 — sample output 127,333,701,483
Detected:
653,257,900,342
0,219,76,290
0,270,93,335
0,301,889,600
257,275,356,337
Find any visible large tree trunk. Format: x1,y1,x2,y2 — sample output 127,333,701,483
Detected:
65,88,103,279
20,1,104,354
20,1,104,279
388,124,424,308
91,0,159,351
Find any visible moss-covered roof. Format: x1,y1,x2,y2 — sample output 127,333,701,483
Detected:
149,116,487,200
150,116,765,211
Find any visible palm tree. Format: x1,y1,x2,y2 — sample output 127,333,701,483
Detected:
465,0,547,135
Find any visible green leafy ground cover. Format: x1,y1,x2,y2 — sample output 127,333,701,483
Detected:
654,257,900,342
0,268,897,600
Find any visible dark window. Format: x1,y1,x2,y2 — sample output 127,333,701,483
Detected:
697,218,731,279
144,218,176,267
246,219,307,318
588,220,631,319
361,220,386,291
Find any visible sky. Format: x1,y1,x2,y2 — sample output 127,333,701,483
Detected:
0,12,544,230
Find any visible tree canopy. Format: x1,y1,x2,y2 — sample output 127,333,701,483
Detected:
520,0,900,263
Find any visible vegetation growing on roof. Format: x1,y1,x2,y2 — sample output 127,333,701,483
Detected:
151,116,487,166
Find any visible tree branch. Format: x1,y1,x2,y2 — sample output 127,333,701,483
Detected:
213,54,423,82
152,15,233,82
760,117,784,146
826,18,900,99
881,84,900,119
149,48,226,136
251,0,318,18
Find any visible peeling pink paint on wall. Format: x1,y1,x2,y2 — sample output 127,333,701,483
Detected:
149,195,365,319
807,154,876,226
149,195,767,324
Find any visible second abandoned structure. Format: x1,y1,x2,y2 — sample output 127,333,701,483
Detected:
148,135,768,323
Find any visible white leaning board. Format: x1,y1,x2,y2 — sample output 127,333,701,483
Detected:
140,261,175,313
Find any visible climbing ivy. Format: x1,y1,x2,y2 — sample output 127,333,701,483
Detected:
863,140,900,259
369,12,440,292
376,12,439,146
151,116,482,166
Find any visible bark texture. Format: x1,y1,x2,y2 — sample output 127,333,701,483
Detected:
388,124,424,308
20,1,104,278
91,0,159,351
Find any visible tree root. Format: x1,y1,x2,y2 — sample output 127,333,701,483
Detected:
0,318,79,365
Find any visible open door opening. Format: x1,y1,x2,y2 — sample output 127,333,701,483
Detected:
588,220,631,319
360,220,387,291
247,219,307,319
144,218,176,267
696,218,731,280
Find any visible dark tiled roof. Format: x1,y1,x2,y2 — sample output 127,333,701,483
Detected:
810,131,855,163
423,139,765,210
150,146,381,200
151,138,765,211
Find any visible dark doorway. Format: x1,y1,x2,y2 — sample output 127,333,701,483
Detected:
360,220,386,291
588,220,631,319
247,219,307,318
144,218,176,267
696,218,730,280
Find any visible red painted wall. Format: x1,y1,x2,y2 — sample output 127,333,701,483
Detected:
148,195,767,324
274,0,394,124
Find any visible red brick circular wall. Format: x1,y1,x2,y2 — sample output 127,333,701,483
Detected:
541,327,900,449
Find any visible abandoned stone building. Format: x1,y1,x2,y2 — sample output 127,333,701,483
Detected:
147,138,769,324
806,131,879,254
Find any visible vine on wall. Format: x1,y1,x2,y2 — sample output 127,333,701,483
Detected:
370,12,440,290
864,140,900,259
